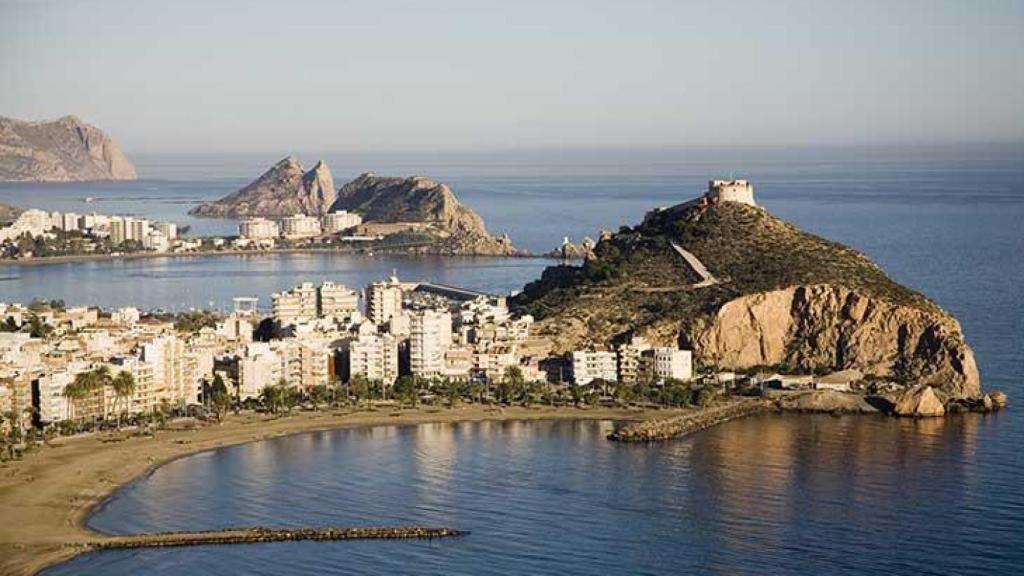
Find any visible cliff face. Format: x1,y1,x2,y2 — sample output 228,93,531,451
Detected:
189,157,337,218
0,116,136,182
514,196,981,397
332,173,519,255
690,285,979,396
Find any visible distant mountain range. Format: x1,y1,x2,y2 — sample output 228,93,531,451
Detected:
0,115,136,182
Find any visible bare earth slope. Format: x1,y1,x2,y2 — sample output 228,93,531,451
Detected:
513,199,980,397
0,116,136,182
189,156,337,218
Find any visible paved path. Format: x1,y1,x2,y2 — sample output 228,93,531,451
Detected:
670,242,719,287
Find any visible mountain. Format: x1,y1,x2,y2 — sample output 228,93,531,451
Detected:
189,157,336,218
0,115,136,182
513,184,981,397
330,173,518,255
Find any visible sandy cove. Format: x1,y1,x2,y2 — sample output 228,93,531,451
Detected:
0,404,682,576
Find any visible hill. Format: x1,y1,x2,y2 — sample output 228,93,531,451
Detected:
513,188,980,397
0,116,136,182
189,157,336,218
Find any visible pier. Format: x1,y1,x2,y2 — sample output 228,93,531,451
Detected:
84,526,467,551
608,400,771,442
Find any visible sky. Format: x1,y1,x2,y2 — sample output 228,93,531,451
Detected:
1,0,1022,154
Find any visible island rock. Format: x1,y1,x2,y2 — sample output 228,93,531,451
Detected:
331,173,520,256
0,115,136,182
190,157,337,218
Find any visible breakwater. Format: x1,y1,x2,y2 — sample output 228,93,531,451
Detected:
608,400,771,442
88,526,467,550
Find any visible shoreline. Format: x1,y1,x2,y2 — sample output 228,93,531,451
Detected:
0,404,681,576
0,247,549,269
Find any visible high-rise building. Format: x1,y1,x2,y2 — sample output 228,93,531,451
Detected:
239,218,279,239
409,309,452,377
272,282,318,325
366,276,404,325
348,332,398,384
318,282,358,319
321,210,363,234
280,214,321,238
153,221,178,240
109,217,127,245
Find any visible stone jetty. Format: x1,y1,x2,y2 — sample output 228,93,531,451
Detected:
608,399,771,442
86,526,466,551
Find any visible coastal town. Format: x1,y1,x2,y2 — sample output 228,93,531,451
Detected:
0,273,705,444
0,205,400,261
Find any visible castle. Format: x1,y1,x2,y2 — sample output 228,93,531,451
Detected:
705,179,756,206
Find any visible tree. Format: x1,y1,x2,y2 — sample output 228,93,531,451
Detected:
210,373,230,417
393,376,417,408
260,383,285,415
110,370,136,429
498,366,525,405
350,374,370,407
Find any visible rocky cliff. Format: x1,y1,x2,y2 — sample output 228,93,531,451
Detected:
0,116,136,182
331,173,519,255
189,157,336,218
514,191,981,397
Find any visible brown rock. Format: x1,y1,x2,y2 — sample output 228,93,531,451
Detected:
989,390,1009,408
190,157,337,218
894,385,946,417
0,115,136,182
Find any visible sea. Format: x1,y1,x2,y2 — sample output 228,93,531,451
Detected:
1,144,1021,575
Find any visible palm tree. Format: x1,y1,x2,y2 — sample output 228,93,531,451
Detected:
110,370,136,429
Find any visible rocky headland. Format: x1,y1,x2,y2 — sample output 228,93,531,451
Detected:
0,115,136,182
514,181,985,401
0,202,21,224
189,156,337,218
191,161,519,256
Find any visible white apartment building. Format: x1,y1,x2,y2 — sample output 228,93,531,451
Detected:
111,307,140,326
272,339,330,390
153,221,178,240
272,282,318,325
651,347,693,382
236,343,282,400
318,282,358,319
144,230,170,252
571,350,618,385
109,217,127,244
141,335,188,408
280,214,321,238
409,309,453,377
239,217,280,239
322,210,363,234
366,276,405,325
617,335,651,384
0,209,53,242
348,332,399,384
216,314,254,342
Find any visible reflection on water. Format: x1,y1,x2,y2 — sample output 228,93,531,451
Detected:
47,414,1021,576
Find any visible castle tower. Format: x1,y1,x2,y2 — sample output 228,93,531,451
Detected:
706,179,756,206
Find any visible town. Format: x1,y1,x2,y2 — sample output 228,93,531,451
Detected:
0,273,713,445
0,205,385,260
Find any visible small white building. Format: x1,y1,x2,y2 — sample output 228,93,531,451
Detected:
571,350,617,385
322,210,363,234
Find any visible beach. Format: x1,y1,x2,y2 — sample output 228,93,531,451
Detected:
0,404,678,576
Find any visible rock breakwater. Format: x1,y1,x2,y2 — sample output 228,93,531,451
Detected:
607,400,771,442
88,526,467,550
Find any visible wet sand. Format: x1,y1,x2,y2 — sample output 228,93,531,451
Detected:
0,404,676,575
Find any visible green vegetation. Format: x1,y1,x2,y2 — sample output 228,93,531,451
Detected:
514,201,936,349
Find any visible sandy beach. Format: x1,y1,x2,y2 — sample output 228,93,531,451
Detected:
0,404,675,576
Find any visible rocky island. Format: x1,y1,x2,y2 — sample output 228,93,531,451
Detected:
0,115,136,182
189,156,337,218
514,179,983,402
190,158,519,256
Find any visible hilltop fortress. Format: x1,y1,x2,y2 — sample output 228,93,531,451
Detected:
645,178,757,224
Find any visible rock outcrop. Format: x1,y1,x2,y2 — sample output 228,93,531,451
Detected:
0,115,136,182
690,285,979,396
331,173,519,256
190,157,337,218
514,184,982,398
894,385,946,417
547,237,596,260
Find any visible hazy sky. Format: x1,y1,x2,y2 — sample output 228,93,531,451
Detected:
2,0,1022,153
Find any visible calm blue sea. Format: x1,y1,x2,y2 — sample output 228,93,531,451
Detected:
2,144,1021,575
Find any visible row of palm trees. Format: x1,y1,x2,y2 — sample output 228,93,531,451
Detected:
61,366,137,427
